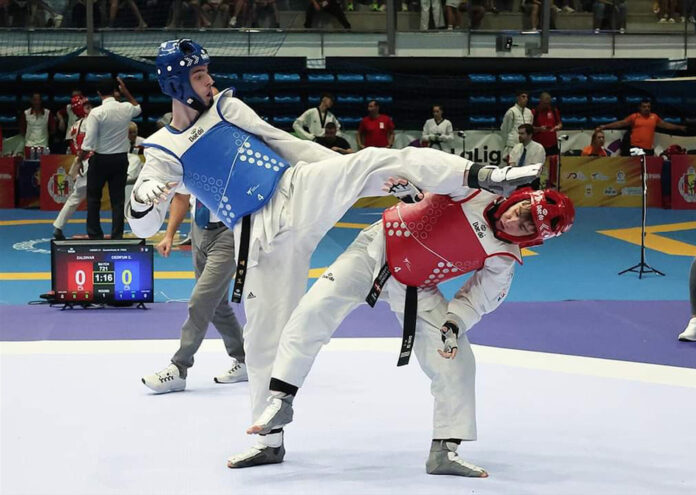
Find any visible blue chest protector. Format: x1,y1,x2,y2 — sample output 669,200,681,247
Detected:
180,122,288,229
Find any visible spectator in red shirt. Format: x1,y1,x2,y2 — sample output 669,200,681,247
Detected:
357,100,394,150
597,99,686,155
581,130,608,157
532,92,562,156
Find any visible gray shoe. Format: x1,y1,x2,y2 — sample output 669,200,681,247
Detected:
227,442,285,468
248,393,294,434
426,440,488,477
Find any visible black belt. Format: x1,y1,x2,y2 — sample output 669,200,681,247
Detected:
366,263,417,367
231,215,251,303
202,221,225,230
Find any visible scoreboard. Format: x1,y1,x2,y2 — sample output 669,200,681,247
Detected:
52,240,154,304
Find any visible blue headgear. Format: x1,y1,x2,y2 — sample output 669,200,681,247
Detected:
156,39,211,112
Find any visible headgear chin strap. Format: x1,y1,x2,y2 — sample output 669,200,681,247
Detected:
156,39,211,113
487,188,575,248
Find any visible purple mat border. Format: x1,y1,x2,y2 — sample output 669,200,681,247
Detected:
1,300,693,369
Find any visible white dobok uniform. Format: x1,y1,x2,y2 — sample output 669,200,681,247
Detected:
126,89,479,429
270,190,521,440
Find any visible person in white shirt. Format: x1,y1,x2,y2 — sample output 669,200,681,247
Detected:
292,93,341,140
508,124,546,168
78,77,141,239
20,92,55,157
421,104,454,151
500,89,533,162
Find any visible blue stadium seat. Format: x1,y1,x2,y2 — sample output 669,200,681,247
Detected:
244,96,271,104
85,73,112,82
20,73,49,81
468,74,496,84
148,95,170,104
589,74,618,83
242,73,269,83
146,116,161,123
621,73,651,82
148,73,159,82
308,96,320,106
0,114,15,124
212,73,239,82
336,94,363,104
470,115,497,126
117,73,143,81
131,116,143,123
307,74,334,83
340,116,362,127
662,116,682,124
0,74,17,82
560,96,588,105
558,73,588,84
498,74,526,84
657,96,683,105
273,95,302,104
591,115,617,125
336,74,364,82
53,94,72,105
591,96,618,104
529,74,557,84
0,95,16,103
273,116,296,126
624,95,644,105
274,73,301,82
562,116,588,126
469,95,496,105
366,74,393,83
365,95,392,105
53,73,80,82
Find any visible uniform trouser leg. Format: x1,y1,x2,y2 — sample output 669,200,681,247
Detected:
325,3,350,28
86,155,106,239
420,0,431,30
270,226,380,388
395,306,477,441
172,225,243,375
53,175,87,230
106,154,128,239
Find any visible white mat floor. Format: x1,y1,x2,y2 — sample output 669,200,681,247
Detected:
2,339,695,495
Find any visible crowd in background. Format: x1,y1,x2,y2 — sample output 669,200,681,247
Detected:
0,0,694,30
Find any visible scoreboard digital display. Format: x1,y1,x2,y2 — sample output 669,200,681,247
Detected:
51,239,154,304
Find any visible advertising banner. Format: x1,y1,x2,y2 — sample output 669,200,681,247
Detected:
670,155,696,210
16,159,40,208
0,156,17,208
40,154,76,211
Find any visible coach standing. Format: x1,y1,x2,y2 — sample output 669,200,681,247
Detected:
79,78,141,239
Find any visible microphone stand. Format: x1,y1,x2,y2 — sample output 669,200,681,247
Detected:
618,151,665,279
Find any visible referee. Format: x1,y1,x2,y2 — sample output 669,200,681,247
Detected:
78,77,141,239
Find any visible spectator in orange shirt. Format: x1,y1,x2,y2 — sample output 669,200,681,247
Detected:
356,100,395,150
581,129,609,157
597,99,686,155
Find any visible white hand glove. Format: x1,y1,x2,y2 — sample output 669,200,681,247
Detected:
133,179,178,207
437,321,459,359
383,177,424,204
476,163,542,197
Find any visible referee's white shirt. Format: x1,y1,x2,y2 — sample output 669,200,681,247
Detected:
81,97,141,154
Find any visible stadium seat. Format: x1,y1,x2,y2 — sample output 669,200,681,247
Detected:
562,116,588,126
662,116,682,124
85,73,112,82
591,115,617,125
591,96,618,104
336,95,363,104
470,115,497,126
147,73,159,82
146,116,161,123
53,94,72,105
498,74,526,84
117,73,143,81
589,74,618,83
336,74,364,82
274,73,301,82
20,73,49,81
340,116,362,127
0,114,15,124
621,74,652,82
212,73,239,82
242,73,269,83
560,96,588,105
244,96,271,104
132,116,143,123
468,74,496,84
366,74,393,83
148,95,170,104
657,96,682,105
307,74,334,83
558,73,588,83
529,74,557,84
0,74,17,82
273,95,302,104
469,95,496,105
308,96,320,106
0,95,16,103
273,116,296,126
53,73,80,82
624,95,644,105
366,95,393,105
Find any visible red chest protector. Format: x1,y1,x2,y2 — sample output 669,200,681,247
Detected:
382,191,522,288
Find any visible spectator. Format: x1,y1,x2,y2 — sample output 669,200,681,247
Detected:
57,88,84,154
20,92,55,157
107,0,147,28
79,77,141,239
421,104,454,150
597,99,686,155
462,0,486,29
293,93,341,140
356,99,394,150
508,124,546,167
532,92,562,157
581,129,609,156
167,0,208,29
251,0,280,27
201,0,230,27
52,95,93,240
500,89,533,161
687,0,696,23
314,122,352,154
445,0,463,29
593,0,626,33
128,121,145,154
227,0,247,27
521,0,557,31
553,0,575,13
657,0,677,22
304,0,351,29
421,0,444,30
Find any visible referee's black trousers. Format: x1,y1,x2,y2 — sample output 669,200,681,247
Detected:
86,152,128,239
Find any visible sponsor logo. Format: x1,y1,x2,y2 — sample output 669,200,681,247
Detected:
620,187,642,196
603,186,618,197
247,292,256,299
472,221,487,239
585,184,593,197
591,172,609,181
247,184,259,195
188,127,204,143
403,257,412,272
535,204,548,221
677,166,696,203
566,171,587,181
0,173,12,180
616,170,626,184
464,146,502,167
321,272,335,282
12,238,52,255
47,166,73,204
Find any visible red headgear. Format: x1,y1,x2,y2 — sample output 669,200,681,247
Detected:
488,188,575,248
70,95,89,119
